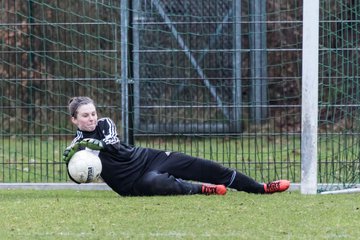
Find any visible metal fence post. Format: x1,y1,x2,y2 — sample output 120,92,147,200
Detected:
120,0,134,145
249,0,268,124
232,0,242,132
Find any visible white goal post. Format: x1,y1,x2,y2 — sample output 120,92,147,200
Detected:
301,0,319,194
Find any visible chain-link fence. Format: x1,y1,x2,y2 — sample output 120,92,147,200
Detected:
1,1,360,191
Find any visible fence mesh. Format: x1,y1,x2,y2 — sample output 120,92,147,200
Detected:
1,1,122,182
131,0,302,182
0,0,359,190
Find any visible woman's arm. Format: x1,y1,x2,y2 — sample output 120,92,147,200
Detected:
99,117,120,145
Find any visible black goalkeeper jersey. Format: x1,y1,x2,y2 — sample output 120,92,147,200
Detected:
68,117,157,195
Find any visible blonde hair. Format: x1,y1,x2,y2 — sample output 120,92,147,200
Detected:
68,96,95,118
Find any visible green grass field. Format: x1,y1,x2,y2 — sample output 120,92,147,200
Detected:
0,189,359,240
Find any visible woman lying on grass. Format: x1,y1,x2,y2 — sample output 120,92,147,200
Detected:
63,96,290,196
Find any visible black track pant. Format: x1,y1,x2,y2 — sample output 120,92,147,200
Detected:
132,151,264,196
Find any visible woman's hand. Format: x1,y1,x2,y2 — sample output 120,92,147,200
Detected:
62,143,80,163
79,138,104,150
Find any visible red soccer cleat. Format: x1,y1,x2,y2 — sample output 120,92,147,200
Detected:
264,180,290,194
201,184,227,195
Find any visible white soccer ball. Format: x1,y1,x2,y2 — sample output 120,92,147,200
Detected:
68,150,102,183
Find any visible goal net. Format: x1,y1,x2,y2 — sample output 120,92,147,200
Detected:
317,0,360,193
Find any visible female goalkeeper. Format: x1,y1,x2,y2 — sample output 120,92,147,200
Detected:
63,96,290,196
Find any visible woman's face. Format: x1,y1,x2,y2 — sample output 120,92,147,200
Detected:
71,103,98,132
